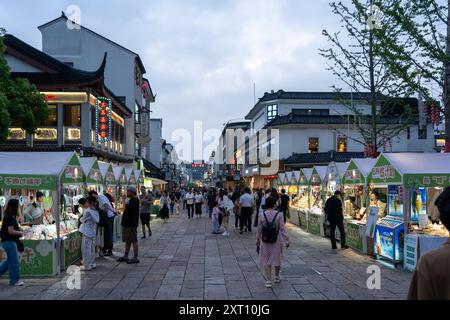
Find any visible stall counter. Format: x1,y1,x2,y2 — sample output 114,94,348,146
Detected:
0,238,59,276
404,233,449,272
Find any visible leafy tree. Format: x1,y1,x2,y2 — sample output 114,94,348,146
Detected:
373,0,450,151
0,31,48,144
320,0,416,157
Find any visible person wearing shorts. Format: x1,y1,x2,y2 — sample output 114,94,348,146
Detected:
117,186,140,264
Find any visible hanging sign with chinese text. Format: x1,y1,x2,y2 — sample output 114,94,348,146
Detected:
95,96,112,143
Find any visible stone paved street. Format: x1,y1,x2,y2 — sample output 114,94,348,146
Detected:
0,210,412,300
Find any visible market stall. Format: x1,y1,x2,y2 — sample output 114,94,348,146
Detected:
309,166,327,236
79,157,104,194
299,168,314,231
112,165,127,212
134,169,144,191
98,161,117,199
125,168,137,189
368,153,450,267
340,158,377,253
99,161,121,241
0,152,84,276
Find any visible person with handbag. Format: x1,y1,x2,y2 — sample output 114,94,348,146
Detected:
0,198,25,286
159,191,170,223
255,196,289,288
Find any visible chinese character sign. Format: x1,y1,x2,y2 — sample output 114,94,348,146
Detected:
95,97,112,143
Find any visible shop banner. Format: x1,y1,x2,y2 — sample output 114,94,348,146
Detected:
308,213,321,235
64,231,82,269
0,175,57,190
369,154,402,184
0,240,56,276
388,185,404,218
344,221,364,252
410,186,426,223
404,234,418,272
365,206,379,238
405,174,450,188
299,210,308,230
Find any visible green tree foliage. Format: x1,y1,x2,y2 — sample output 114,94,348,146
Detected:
320,0,415,156
0,31,48,144
373,0,450,151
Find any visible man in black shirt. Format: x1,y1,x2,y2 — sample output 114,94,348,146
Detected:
324,191,349,250
117,186,140,264
280,189,290,223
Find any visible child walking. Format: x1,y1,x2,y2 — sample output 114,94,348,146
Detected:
211,201,222,234
79,196,100,271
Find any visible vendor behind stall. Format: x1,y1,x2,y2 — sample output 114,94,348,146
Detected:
370,190,387,219
23,192,45,225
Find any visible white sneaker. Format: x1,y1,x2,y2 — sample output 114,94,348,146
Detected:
265,281,272,288
80,265,92,271
221,232,229,236
14,281,25,286
274,275,281,283
90,263,97,269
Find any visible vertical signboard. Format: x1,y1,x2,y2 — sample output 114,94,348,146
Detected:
95,96,112,143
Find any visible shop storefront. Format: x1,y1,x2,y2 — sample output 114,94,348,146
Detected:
112,165,127,212
79,157,104,195
341,158,377,253
0,152,84,276
309,166,327,236
368,153,450,267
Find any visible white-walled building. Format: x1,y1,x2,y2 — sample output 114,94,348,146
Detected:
38,12,154,163
150,119,163,168
235,90,437,188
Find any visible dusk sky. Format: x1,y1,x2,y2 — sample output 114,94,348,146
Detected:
1,0,347,160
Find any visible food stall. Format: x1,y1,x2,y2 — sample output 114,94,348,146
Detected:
324,162,349,198
367,153,450,266
79,157,104,194
125,168,137,189
299,168,314,231
0,152,84,276
308,166,328,236
341,158,377,253
367,153,408,265
112,165,127,212
98,161,117,199
99,161,121,241
276,172,286,192
368,153,450,271
134,169,144,191
287,170,301,226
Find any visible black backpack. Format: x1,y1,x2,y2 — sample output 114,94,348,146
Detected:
262,211,280,243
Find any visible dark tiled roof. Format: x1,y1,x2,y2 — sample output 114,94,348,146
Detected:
4,34,106,78
264,113,414,128
143,158,161,172
245,90,386,119
284,151,365,165
259,90,384,103
5,34,132,116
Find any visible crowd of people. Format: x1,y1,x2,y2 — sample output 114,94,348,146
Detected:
2,182,450,297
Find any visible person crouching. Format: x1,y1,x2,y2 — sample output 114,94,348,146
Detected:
79,196,100,271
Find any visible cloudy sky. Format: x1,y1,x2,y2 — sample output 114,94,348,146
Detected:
1,0,346,161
